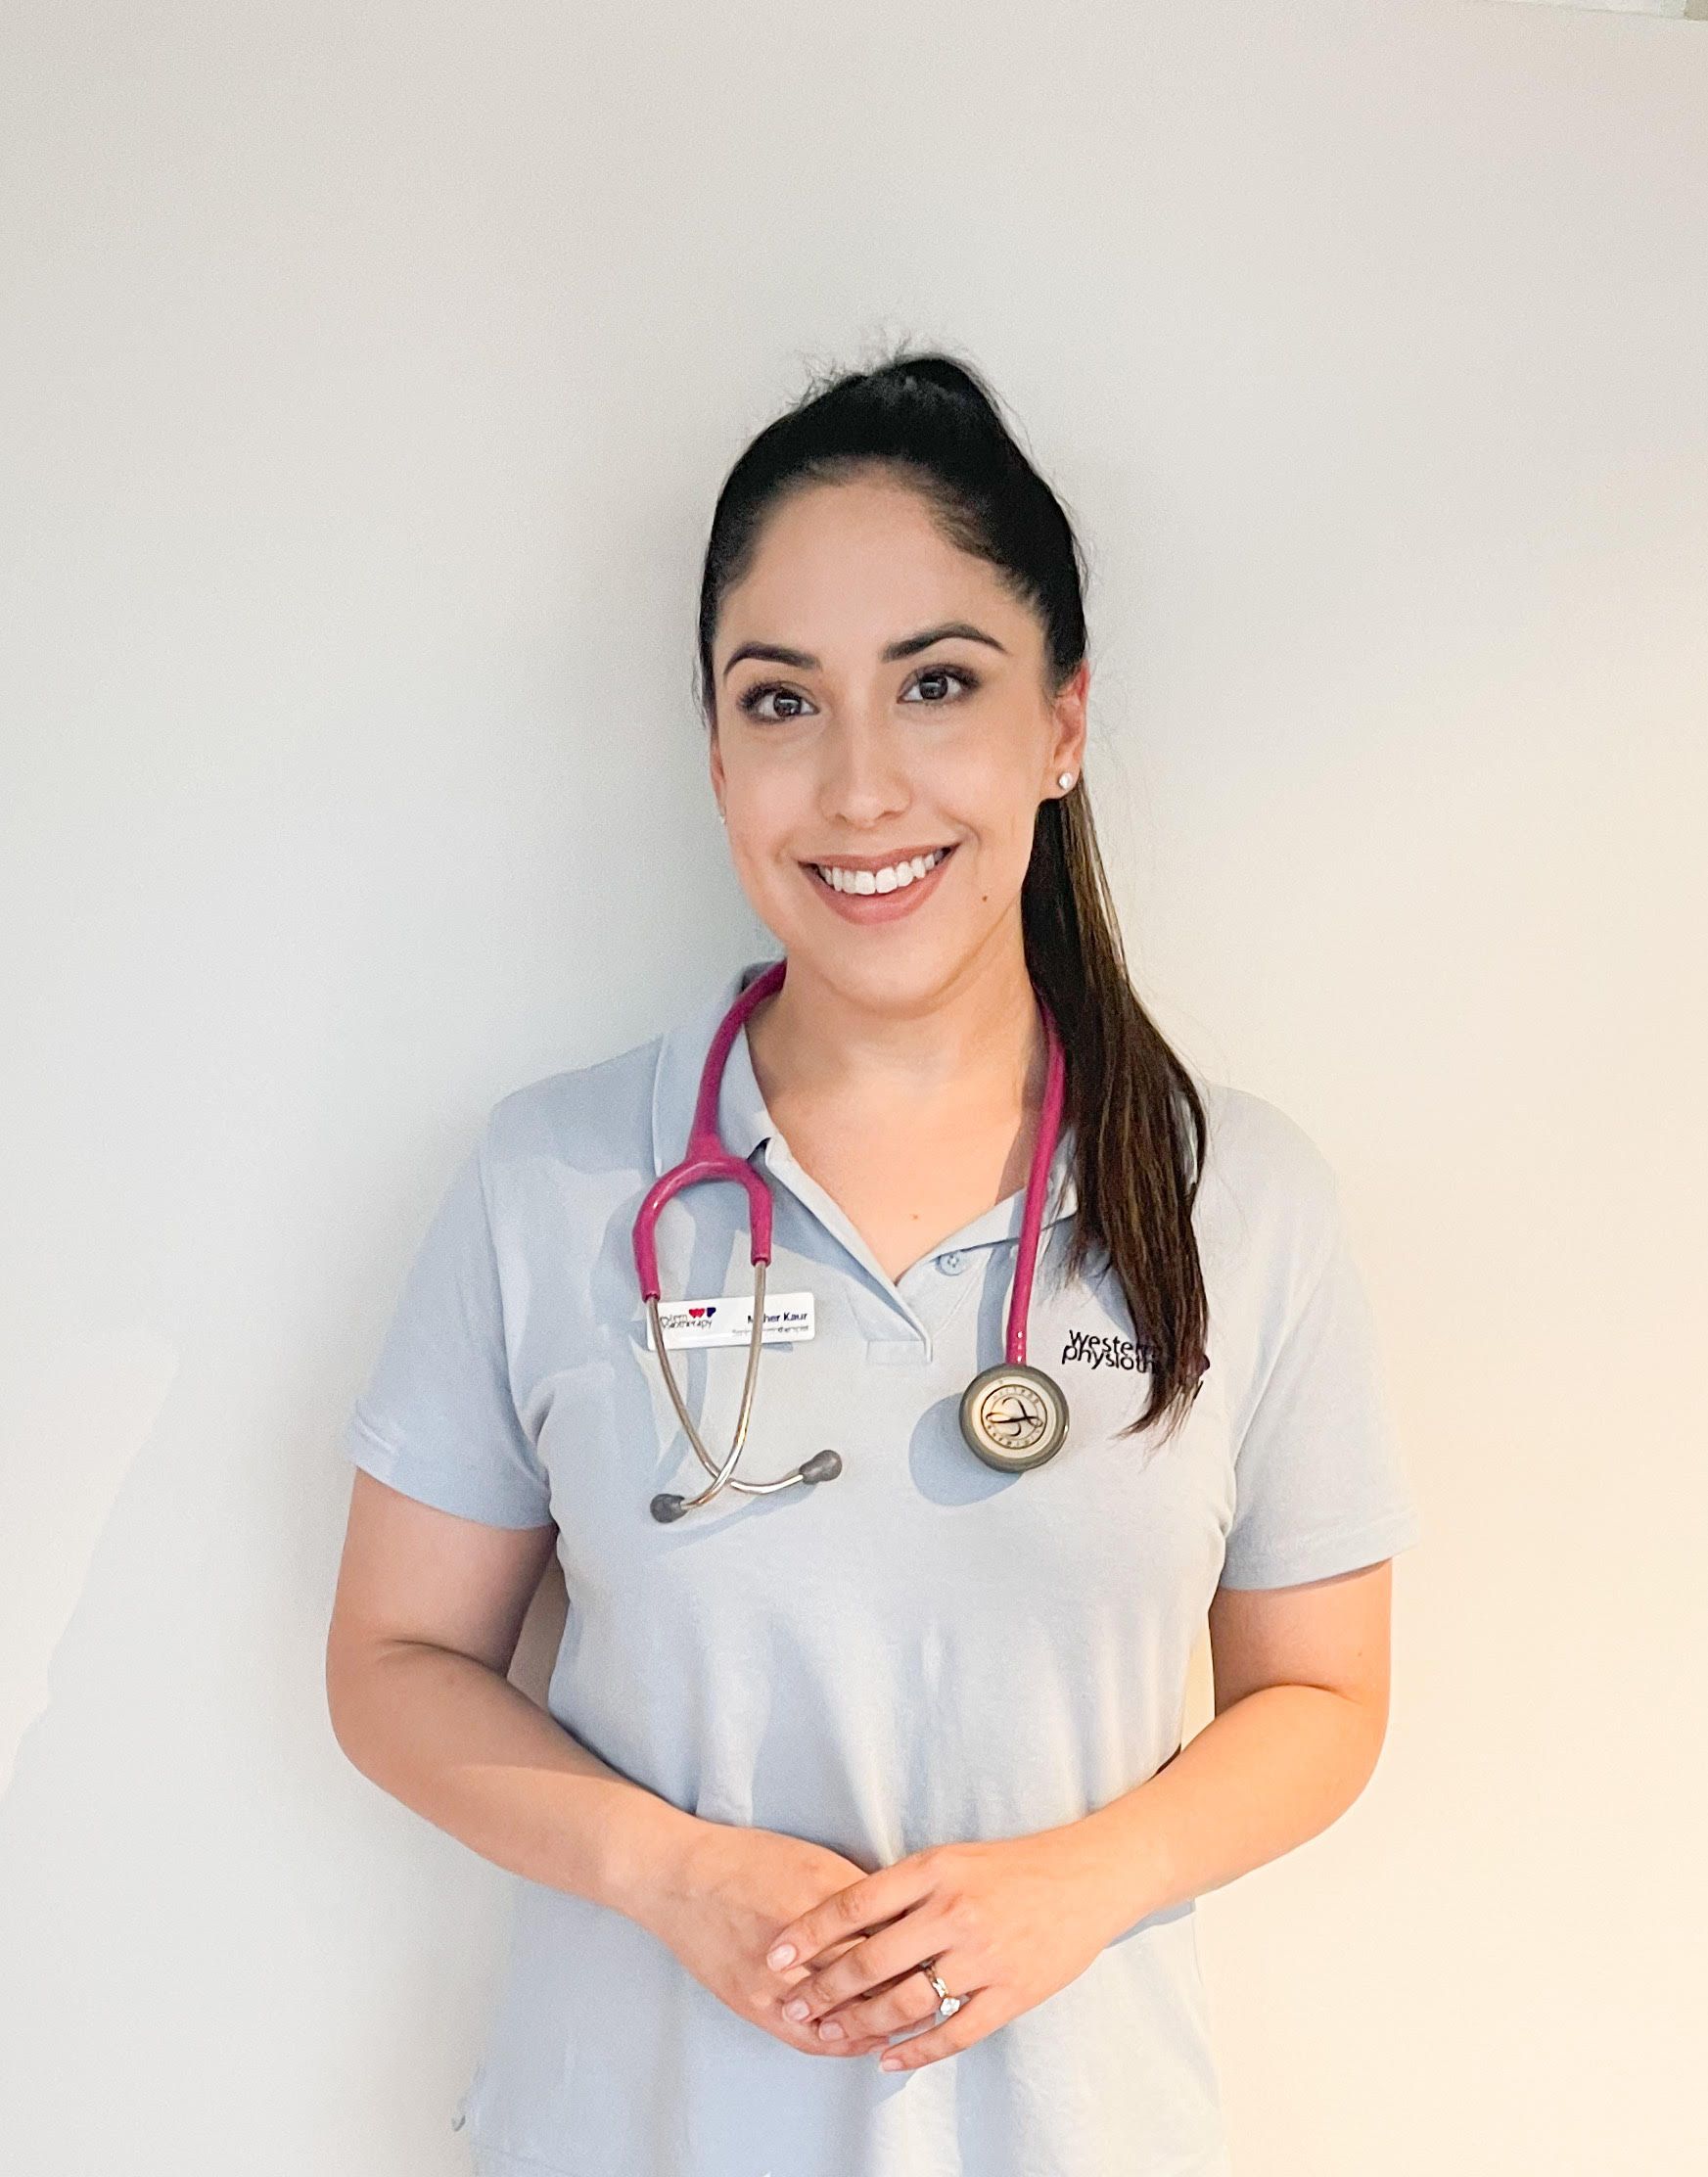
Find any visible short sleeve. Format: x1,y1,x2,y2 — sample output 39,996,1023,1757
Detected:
1218,1181,1422,1590
342,1135,556,1530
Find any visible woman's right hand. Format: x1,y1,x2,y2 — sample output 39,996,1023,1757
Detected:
640,1820,900,2060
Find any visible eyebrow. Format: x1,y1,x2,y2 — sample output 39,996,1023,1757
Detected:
719,621,1010,682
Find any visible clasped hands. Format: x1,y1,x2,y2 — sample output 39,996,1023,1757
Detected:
760,1826,1126,2074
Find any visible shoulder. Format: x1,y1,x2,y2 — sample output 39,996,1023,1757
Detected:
477,1025,666,1188
1185,1071,1346,1296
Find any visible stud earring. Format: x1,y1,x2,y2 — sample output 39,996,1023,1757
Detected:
1056,771,1076,791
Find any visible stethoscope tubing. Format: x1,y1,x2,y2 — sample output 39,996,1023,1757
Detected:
633,956,1067,1515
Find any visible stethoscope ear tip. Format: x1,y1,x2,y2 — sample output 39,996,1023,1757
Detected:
800,1449,843,1484
650,1493,690,1523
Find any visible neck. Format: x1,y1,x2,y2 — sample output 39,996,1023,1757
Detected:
745,931,1045,1122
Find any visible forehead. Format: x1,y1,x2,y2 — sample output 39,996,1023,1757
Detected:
716,476,1028,660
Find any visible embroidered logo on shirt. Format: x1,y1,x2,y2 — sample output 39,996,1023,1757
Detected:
1061,1325,1157,1372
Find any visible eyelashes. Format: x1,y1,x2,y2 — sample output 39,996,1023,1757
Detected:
735,665,983,723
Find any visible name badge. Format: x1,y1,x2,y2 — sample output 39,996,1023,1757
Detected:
645,1291,816,1352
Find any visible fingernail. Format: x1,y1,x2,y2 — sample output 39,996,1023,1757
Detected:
784,1998,809,2020
767,1945,796,1969
818,2020,843,2039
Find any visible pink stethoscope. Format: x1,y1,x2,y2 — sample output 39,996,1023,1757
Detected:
632,956,1073,1522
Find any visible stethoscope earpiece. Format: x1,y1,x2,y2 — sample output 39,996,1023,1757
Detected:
649,1448,842,1524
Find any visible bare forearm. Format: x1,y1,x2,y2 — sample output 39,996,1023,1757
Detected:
1060,1685,1389,1940
328,1640,702,1933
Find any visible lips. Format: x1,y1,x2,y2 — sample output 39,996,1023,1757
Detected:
808,845,951,893
802,841,959,924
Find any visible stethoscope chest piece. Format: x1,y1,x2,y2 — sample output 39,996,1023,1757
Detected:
958,1363,1071,1474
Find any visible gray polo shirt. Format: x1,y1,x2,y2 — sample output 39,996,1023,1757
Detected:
344,952,1423,2177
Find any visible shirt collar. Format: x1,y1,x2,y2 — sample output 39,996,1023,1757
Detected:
649,953,1080,1245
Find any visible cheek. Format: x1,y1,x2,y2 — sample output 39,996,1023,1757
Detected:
923,741,1036,844
722,785,801,867
961,812,1039,894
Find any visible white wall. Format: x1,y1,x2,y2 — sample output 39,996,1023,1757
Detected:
2,2,1703,2170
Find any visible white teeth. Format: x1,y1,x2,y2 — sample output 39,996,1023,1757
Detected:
812,847,948,895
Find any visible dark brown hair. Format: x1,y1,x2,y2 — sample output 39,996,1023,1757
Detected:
693,346,1210,1442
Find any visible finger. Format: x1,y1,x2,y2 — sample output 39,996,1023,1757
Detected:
807,1964,943,2048
764,1857,935,1977
817,2027,894,2058
875,1990,992,2072
778,1910,954,2025
781,2016,891,2060
770,1992,891,2060
762,1935,875,2053
775,1931,860,1983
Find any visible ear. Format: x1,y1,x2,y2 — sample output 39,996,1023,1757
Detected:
708,726,725,816
1049,660,1090,783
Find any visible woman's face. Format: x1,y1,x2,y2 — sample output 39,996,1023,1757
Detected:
708,474,1087,1010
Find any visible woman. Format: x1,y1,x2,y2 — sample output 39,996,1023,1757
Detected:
326,349,1422,2177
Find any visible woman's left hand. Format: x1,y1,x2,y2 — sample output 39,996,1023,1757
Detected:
760,1828,1130,2071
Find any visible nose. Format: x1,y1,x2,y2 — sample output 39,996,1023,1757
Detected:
816,711,911,827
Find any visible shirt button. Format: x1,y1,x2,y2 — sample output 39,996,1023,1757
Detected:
938,1250,967,1275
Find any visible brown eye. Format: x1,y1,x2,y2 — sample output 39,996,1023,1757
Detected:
736,682,813,722
903,667,980,704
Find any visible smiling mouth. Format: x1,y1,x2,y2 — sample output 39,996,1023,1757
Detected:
804,844,957,896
